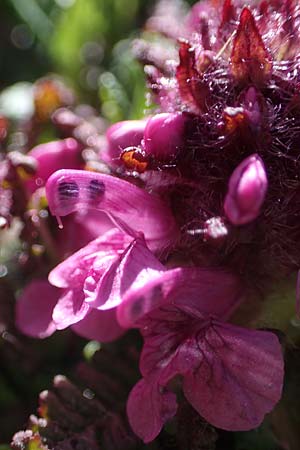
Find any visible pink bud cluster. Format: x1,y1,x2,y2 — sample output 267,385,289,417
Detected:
105,112,187,169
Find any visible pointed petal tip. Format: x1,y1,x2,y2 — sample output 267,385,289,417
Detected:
230,7,272,85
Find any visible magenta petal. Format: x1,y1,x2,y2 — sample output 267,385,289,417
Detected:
127,377,177,443
83,254,119,303
26,138,82,194
139,307,201,380
52,289,89,329
56,210,113,256
15,280,59,338
46,169,178,251
118,267,241,328
183,322,284,431
71,308,125,342
118,269,175,327
91,236,164,310
143,113,187,160
49,228,127,288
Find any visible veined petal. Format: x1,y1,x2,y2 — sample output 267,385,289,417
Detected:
16,280,59,339
49,228,127,288
127,377,177,443
46,169,178,251
139,305,203,379
118,267,242,328
183,322,284,431
71,308,125,342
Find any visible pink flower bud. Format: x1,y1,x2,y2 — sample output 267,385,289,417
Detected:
143,113,186,161
105,120,147,165
224,154,267,225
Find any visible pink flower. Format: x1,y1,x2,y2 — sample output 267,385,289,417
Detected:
16,228,164,341
120,268,283,442
17,167,177,341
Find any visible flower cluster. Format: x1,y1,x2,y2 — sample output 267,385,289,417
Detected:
14,0,300,444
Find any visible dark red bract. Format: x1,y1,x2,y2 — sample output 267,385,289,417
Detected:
132,0,300,287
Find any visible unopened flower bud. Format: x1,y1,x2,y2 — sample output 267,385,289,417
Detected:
224,154,267,225
105,120,147,166
143,112,187,161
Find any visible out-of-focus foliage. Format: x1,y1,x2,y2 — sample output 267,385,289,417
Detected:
1,0,192,123
1,0,158,122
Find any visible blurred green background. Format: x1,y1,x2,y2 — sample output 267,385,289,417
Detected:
1,0,154,123
1,0,195,124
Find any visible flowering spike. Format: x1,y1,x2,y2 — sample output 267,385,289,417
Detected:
230,8,272,85
224,154,268,225
46,169,178,250
176,41,209,112
143,113,187,161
